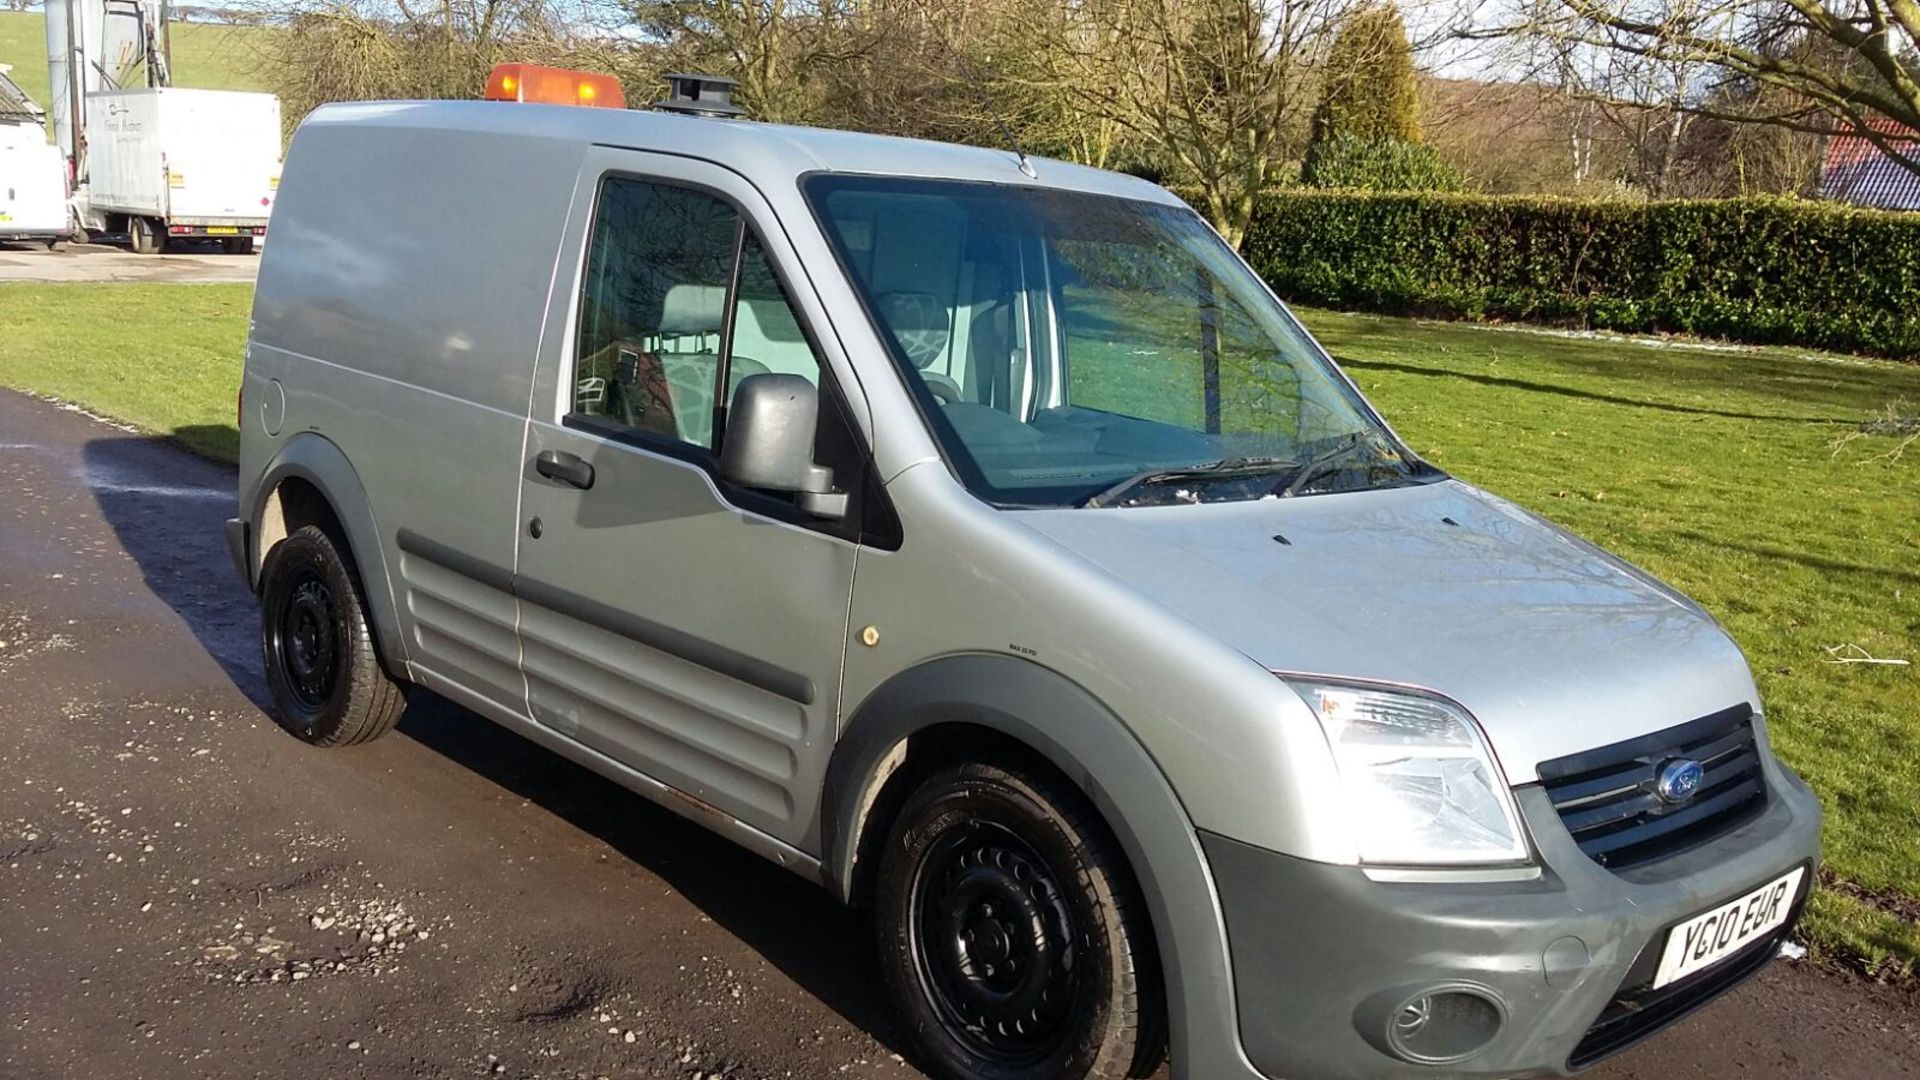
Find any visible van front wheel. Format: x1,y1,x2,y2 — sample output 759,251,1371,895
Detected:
876,763,1163,1080
259,524,406,746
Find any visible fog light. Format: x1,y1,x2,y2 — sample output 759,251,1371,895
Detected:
1385,987,1503,1064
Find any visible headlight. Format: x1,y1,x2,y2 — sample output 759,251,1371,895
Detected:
1289,680,1529,866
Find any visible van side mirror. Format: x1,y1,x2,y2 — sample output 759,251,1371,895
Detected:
720,374,849,520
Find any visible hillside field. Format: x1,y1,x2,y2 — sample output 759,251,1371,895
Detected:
0,10,275,124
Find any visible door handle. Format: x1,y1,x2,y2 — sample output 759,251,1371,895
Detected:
534,449,595,490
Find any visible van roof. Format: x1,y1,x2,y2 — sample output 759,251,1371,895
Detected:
303,99,1184,207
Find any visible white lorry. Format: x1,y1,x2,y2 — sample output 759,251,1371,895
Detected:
43,0,282,254
0,64,72,249
81,87,280,254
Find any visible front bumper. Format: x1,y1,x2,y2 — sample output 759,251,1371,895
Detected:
1205,753,1821,1079
0,225,72,241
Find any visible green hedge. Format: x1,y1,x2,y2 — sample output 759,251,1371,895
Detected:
1239,191,1920,359
1300,137,1466,193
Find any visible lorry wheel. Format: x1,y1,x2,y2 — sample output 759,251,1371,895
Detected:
259,524,407,747
875,762,1164,1080
223,236,256,256
129,216,164,255
46,239,66,252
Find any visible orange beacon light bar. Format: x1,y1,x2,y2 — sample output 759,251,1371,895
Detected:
484,64,626,109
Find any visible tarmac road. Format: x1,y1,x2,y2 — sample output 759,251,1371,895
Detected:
0,240,260,284
1,387,1916,1080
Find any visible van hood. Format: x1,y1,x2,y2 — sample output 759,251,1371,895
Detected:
1017,480,1758,783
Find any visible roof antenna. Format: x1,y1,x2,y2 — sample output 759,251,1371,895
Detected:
996,119,1037,179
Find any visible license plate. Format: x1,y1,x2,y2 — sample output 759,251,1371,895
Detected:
1653,866,1803,989
0,212,11,222
205,226,240,235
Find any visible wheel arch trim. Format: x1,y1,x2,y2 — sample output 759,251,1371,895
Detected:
245,432,410,675
821,653,1260,1079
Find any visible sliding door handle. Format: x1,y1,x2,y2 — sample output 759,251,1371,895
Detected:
534,449,595,490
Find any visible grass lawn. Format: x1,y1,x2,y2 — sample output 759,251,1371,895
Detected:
0,12,278,129
3,281,1918,978
0,284,250,461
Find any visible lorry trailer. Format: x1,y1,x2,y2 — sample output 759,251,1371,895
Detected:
80,87,279,254
43,0,281,254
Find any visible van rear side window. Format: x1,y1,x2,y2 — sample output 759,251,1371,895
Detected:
574,177,822,453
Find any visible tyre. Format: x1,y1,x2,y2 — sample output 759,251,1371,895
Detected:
876,762,1164,1080
222,236,256,256
129,216,164,255
259,524,406,746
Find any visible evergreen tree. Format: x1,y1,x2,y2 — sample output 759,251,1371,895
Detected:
1302,3,1421,186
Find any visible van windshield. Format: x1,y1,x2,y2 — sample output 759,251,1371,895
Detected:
804,175,1435,508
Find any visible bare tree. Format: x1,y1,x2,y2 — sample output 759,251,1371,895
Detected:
624,0,885,123
1008,0,1356,246
1483,0,1920,177
269,0,653,130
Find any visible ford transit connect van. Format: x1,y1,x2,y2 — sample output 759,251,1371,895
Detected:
228,70,1821,1080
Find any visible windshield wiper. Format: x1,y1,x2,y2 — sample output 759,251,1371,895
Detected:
1080,456,1297,509
1274,432,1382,498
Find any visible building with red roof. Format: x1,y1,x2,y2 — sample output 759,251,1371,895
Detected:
1820,116,1920,211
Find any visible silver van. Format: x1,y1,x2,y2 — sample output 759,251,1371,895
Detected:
228,71,1822,1080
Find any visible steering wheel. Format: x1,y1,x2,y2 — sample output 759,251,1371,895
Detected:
920,371,964,405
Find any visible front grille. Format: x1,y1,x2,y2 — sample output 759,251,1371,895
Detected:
1566,920,1788,1069
1538,705,1767,870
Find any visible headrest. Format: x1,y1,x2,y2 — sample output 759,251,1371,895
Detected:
659,283,727,336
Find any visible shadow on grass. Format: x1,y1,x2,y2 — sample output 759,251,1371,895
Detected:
1664,529,1920,588
1334,355,1857,425
1501,341,1920,417
169,422,240,466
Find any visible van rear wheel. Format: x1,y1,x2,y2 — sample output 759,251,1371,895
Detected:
128,216,164,255
259,524,406,746
875,762,1164,1080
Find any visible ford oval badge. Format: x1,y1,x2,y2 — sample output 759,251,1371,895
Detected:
1656,758,1705,803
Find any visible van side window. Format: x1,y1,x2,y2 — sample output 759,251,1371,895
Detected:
725,233,823,409
573,178,825,453
574,178,742,450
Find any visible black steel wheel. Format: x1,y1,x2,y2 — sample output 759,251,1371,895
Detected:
910,819,1082,1065
270,568,339,712
877,762,1164,1080
259,524,406,746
